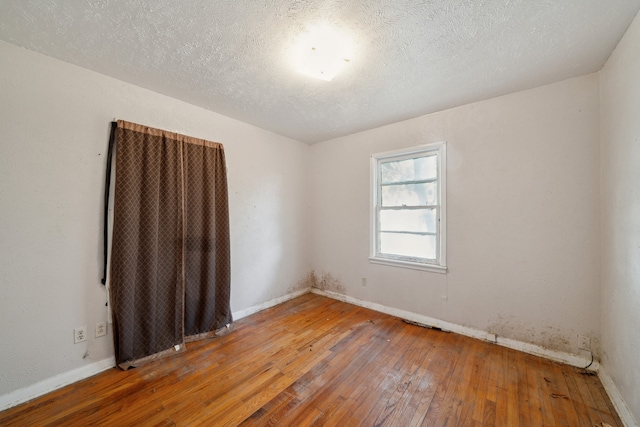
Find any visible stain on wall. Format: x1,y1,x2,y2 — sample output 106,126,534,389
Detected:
286,271,316,294
488,314,598,357
307,270,347,294
285,270,348,296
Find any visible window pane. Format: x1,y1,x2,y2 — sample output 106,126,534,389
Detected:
381,182,437,207
380,232,436,260
380,155,437,184
380,208,436,233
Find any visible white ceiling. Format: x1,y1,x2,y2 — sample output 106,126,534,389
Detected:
1,1,639,144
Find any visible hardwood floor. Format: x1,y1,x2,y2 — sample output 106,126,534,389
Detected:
0,293,622,426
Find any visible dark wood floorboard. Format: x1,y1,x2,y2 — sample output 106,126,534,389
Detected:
0,293,624,426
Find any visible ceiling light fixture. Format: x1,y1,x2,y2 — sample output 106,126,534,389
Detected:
293,24,354,81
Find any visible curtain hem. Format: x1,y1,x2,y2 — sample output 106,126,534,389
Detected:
184,323,235,343
117,343,187,370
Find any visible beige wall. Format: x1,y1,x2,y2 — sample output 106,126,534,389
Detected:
310,73,601,357
600,9,640,423
0,40,311,399
2,11,640,418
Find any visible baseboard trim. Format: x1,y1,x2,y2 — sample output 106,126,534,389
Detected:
311,287,595,370
598,368,639,427
8,288,633,425
232,288,311,321
321,283,640,424
0,288,311,413
0,357,116,412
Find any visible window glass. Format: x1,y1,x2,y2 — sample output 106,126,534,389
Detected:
380,155,437,184
380,233,436,260
381,182,437,207
379,209,436,234
370,142,446,272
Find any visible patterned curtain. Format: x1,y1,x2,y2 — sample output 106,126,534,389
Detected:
110,120,232,369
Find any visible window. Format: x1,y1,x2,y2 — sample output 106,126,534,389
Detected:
370,142,447,273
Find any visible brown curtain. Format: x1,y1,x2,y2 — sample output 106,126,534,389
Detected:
110,120,232,369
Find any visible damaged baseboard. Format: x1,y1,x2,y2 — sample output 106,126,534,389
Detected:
311,287,595,370
402,318,452,333
315,286,640,425
597,368,640,427
7,287,633,425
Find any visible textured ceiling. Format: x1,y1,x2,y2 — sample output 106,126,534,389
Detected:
1,1,639,143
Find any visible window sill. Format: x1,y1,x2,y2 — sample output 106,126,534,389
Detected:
369,257,448,274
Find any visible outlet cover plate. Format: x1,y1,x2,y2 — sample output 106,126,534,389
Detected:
577,334,591,350
96,322,107,338
74,326,87,344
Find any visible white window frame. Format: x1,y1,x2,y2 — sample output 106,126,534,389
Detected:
369,142,447,273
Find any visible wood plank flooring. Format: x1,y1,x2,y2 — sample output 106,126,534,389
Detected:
0,293,623,426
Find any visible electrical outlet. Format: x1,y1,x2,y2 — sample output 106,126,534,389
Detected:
577,334,591,350
95,322,107,338
74,326,87,344
361,277,367,287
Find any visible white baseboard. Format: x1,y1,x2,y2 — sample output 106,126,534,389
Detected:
0,357,115,412
316,285,640,424
311,287,595,370
7,288,634,426
0,288,311,413
232,287,311,321
598,368,639,427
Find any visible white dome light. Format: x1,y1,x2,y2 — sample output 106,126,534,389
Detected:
293,24,354,81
